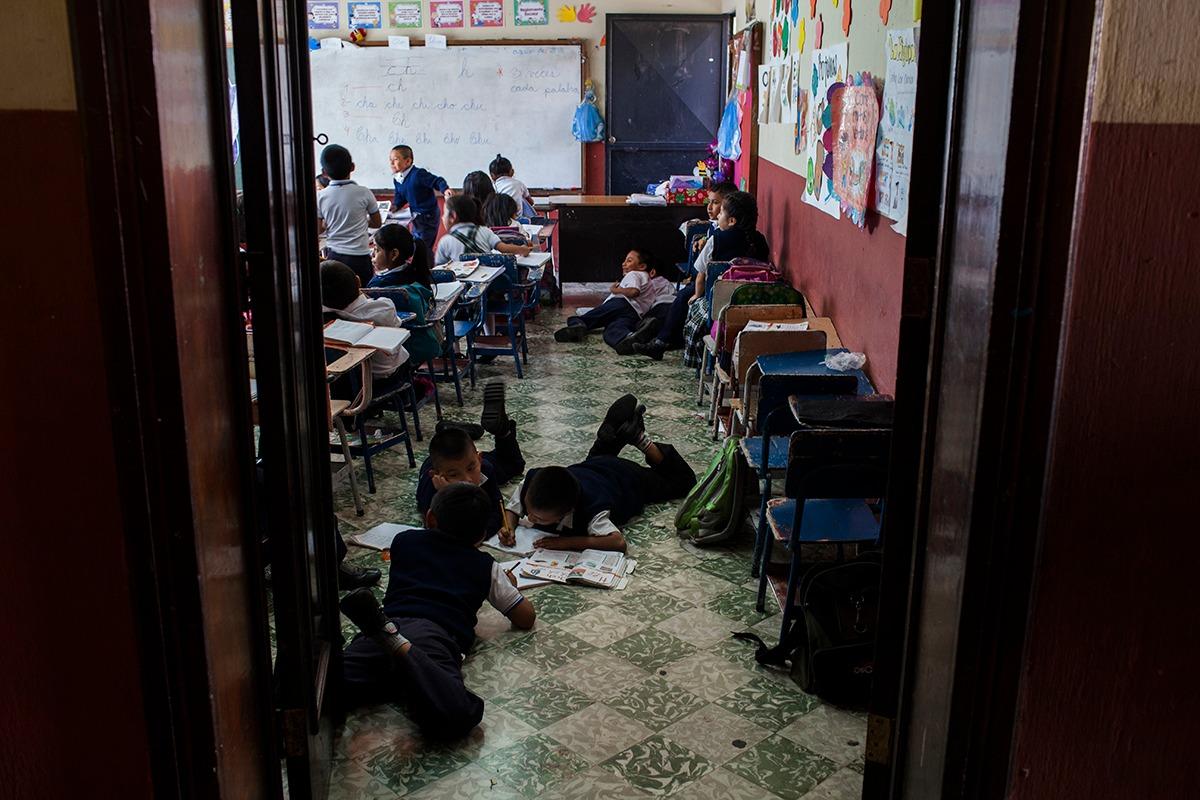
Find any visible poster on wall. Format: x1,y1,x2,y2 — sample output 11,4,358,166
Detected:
876,26,919,234
795,88,809,154
389,1,421,26
307,1,339,29
771,0,794,61
431,0,465,27
802,42,848,219
348,2,383,27
514,0,549,25
471,0,504,26
757,65,771,124
833,75,880,227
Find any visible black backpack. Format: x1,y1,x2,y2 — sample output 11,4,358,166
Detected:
735,553,881,705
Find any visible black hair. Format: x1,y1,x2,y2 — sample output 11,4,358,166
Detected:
427,428,475,471
320,144,353,180
444,194,482,225
372,223,431,287
429,483,493,546
525,466,580,514
482,193,519,228
709,180,737,199
319,260,360,309
391,144,413,160
488,153,514,178
461,171,495,207
315,174,331,188
628,245,656,273
722,190,759,230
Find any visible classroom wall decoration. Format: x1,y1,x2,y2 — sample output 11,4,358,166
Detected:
758,65,771,123
841,0,852,35
802,41,848,219
875,26,918,233
815,13,824,47
879,0,892,24
771,0,793,60
389,0,422,26
470,0,504,26
780,58,794,121
514,0,548,25
308,1,340,29
795,88,809,154
348,2,384,28
833,74,879,227
769,64,783,123
556,3,596,23
430,0,465,27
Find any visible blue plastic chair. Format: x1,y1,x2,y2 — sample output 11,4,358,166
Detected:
470,255,528,378
362,286,442,430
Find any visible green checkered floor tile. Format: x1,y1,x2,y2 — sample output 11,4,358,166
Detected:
328,300,863,800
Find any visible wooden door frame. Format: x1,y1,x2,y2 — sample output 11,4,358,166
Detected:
864,0,1098,796
69,0,277,795
603,12,733,194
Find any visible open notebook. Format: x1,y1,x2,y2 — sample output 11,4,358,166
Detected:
348,522,419,551
516,252,553,268
433,280,464,301
323,319,410,354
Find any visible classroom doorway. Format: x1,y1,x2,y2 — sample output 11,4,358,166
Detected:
605,13,731,194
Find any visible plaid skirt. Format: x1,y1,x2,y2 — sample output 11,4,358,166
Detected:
681,298,710,368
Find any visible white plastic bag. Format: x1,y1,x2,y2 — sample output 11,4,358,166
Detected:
823,351,866,371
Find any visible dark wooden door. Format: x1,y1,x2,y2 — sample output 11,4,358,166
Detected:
605,14,730,195
230,0,341,797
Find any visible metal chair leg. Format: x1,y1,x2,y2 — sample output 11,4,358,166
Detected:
333,416,363,515
356,418,376,494
426,360,443,420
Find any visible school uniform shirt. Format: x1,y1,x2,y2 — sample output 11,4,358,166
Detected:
391,165,449,217
363,273,441,363
381,528,523,653
505,483,621,538
434,223,502,265
415,461,504,534
326,293,409,376
317,179,379,256
646,275,677,309
606,270,654,316
507,457,651,539
493,175,536,218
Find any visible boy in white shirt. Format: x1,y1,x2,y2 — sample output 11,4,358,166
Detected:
317,144,382,286
321,260,409,390
433,195,531,265
553,248,655,351
489,154,537,219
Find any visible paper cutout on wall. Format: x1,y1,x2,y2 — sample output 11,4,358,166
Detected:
876,27,919,233
576,3,596,22
769,64,783,124
780,59,794,121
879,0,892,24
557,4,576,21
833,74,880,227
758,65,771,124
771,0,792,60
914,0,921,21
790,0,800,24
809,0,817,17
816,14,824,48
515,0,549,25
802,42,848,219
795,88,809,154
798,17,806,53
842,0,852,35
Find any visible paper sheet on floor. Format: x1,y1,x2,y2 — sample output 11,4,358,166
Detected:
483,526,555,555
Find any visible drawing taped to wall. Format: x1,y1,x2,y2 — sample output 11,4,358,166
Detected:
875,26,919,234
833,73,880,227
802,42,847,219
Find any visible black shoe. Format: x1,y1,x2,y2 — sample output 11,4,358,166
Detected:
339,588,391,636
596,394,646,450
480,379,510,436
338,562,382,590
629,316,663,346
613,335,637,356
633,340,666,361
554,324,588,343
436,419,485,440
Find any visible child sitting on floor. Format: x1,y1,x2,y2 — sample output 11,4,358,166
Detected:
416,380,525,537
340,483,536,741
366,223,440,364
635,190,770,362
434,195,532,264
553,248,656,350
501,394,697,553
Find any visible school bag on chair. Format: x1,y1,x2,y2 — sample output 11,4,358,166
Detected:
734,553,881,705
722,257,781,283
674,437,752,546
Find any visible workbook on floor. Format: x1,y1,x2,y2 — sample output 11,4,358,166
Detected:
349,522,419,550
517,548,636,590
323,319,410,354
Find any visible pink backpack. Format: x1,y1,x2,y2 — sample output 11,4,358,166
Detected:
719,257,780,284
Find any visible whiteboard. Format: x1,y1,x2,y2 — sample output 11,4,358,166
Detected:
310,44,583,191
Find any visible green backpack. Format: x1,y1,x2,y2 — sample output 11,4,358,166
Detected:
674,437,750,545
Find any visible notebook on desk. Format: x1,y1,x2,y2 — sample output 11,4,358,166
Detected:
517,252,553,268
323,319,410,354
434,281,464,301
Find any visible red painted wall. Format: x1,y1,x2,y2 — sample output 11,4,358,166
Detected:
0,110,154,797
1008,122,1200,797
755,157,906,394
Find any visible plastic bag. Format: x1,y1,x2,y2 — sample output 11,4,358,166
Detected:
823,351,866,371
716,94,743,160
572,85,605,143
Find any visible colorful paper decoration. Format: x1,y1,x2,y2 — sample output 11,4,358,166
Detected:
815,14,824,48
795,88,809,154
470,0,504,26
557,4,576,21
833,74,880,227
802,42,848,219
514,0,548,25
879,0,892,24
576,3,596,21
914,0,922,21
389,1,421,26
757,65,771,124
876,27,919,233
307,1,339,29
348,2,383,28
842,0,852,35
430,0,465,27
809,0,817,17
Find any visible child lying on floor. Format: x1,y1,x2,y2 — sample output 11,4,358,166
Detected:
553,248,657,350
340,483,536,741
501,394,697,552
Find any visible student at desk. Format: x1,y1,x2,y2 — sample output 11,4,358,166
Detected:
321,260,409,394
367,224,440,363
434,195,532,264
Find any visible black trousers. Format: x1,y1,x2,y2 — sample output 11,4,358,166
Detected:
652,282,694,347
324,249,374,288
569,296,641,349
584,440,698,505
484,422,526,483
342,617,484,741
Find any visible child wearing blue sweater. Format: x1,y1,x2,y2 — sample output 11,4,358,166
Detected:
389,145,451,249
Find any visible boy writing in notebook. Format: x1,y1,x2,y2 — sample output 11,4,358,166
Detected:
501,394,697,553
389,144,452,250
416,380,526,537
340,483,536,741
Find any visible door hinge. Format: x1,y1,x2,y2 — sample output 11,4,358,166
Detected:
279,707,308,758
866,713,893,765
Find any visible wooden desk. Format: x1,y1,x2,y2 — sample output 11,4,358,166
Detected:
548,195,707,283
